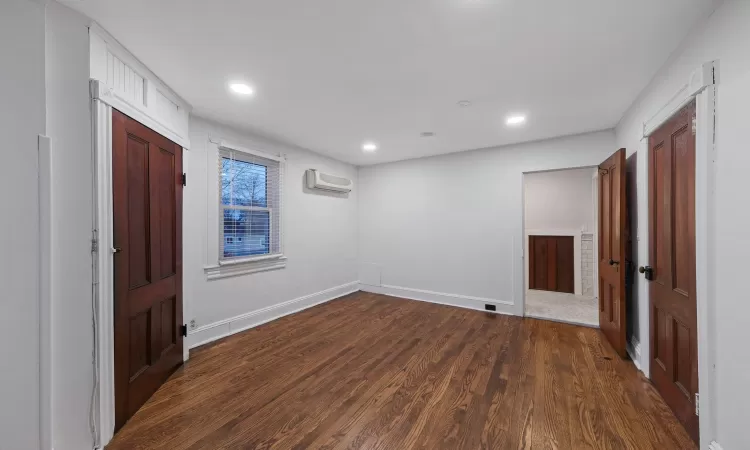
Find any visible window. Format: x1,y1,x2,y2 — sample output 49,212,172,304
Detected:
219,147,282,261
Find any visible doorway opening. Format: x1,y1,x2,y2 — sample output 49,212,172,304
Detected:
523,166,599,327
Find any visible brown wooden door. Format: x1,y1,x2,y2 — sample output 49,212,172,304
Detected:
648,101,699,443
598,148,627,357
113,110,184,431
528,235,575,294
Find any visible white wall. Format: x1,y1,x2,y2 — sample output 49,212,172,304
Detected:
45,3,95,449
616,1,750,447
524,167,596,231
185,117,359,345
358,130,615,315
0,0,45,448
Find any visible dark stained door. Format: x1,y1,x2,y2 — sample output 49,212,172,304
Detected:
598,148,628,357
113,110,183,431
648,101,699,443
528,235,575,294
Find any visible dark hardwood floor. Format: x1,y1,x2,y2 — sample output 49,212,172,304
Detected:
107,292,696,450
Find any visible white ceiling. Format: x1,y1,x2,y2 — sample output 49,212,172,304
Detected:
67,0,718,165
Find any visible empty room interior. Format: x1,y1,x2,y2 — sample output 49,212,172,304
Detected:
523,167,599,327
2,0,748,449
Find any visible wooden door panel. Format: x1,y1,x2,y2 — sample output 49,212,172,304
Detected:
597,148,627,358
653,143,667,287
154,147,177,279
546,238,557,291
528,235,574,294
648,101,698,442
126,135,151,289
556,236,575,294
113,110,183,431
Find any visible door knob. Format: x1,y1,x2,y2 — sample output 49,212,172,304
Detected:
639,266,654,281
112,247,122,254
608,259,619,266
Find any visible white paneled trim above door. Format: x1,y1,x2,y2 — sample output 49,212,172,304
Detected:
635,61,718,450
89,23,191,149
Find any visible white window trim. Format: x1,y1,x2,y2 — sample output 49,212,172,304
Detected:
204,137,286,280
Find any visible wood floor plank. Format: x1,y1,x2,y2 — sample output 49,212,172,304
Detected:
106,292,698,450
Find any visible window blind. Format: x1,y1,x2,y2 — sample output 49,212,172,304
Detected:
218,148,282,260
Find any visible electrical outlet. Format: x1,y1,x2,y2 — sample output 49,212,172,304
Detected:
190,319,196,329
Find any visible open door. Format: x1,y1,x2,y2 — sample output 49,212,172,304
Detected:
597,148,627,357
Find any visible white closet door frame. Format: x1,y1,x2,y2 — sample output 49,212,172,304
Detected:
636,61,718,450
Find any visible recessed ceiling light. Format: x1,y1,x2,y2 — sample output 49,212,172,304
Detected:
506,115,526,126
229,82,254,96
457,100,472,107
362,142,378,152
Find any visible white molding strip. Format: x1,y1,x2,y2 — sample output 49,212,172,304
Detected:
626,337,642,372
696,82,719,450
361,284,516,316
88,24,191,149
92,98,115,449
38,135,52,450
188,282,360,349
708,441,724,450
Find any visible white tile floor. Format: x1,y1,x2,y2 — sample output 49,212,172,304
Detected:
525,289,598,327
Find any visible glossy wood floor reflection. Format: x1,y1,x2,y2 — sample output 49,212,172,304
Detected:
107,292,696,450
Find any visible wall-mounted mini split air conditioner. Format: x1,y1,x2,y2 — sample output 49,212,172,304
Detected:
305,169,353,193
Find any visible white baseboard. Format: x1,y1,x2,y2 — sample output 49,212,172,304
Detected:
187,281,359,349
627,337,642,371
708,442,723,450
360,284,516,316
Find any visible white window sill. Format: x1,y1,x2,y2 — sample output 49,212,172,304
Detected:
204,254,287,281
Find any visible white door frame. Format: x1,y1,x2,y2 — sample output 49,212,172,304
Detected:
91,80,190,449
636,61,717,450
520,166,599,315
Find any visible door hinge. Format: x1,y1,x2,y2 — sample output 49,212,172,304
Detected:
91,237,98,254
181,324,188,337
182,173,187,186
695,393,700,416
692,116,697,135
